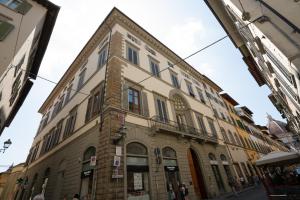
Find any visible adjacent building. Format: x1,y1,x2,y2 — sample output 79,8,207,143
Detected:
0,0,59,134
204,0,300,134
0,163,25,200
16,7,288,200
267,114,300,151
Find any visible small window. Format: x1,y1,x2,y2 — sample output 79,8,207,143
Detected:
150,60,160,78
197,89,205,104
156,97,168,123
128,87,140,114
196,114,207,134
77,68,86,91
0,0,32,14
208,153,216,161
220,154,227,161
14,55,25,77
85,83,104,122
207,118,217,137
63,106,77,138
127,46,139,65
186,81,194,97
64,83,73,105
170,72,180,89
98,46,107,69
0,20,14,41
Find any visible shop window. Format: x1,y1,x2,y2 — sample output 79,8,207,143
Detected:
208,153,225,193
80,147,96,199
163,147,181,199
126,142,150,200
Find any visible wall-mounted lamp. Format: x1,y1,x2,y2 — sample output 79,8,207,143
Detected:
0,139,12,153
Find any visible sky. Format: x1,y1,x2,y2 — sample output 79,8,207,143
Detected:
0,0,284,172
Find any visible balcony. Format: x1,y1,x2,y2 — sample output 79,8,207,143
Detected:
149,116,218,144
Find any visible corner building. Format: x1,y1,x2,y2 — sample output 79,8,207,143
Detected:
21,8,239,200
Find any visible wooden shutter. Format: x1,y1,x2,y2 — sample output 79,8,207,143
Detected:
122,84,129,110
85,97,93,122
0,21,14,41
141,91,149,117
15,1,32,14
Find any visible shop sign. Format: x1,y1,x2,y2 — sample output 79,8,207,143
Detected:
113,156,121,167
81,170,93,178
116,146,122,156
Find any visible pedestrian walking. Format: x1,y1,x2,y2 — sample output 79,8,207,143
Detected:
179,183,189,200
73,194,80,200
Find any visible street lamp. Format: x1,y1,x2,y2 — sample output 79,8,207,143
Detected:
0,139,12,153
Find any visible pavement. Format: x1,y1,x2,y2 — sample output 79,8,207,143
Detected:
212,185,268,200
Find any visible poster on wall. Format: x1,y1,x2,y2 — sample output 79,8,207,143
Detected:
133,173,143,190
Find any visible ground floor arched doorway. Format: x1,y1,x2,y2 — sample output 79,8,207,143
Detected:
187,148,208,199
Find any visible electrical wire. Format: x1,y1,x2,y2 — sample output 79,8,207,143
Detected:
16,18,259,106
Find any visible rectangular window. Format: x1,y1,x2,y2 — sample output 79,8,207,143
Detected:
212,108,219,118
64,83,73,105
10,71,22,106
0,0,32,14
186,81,194,97
171,73,180,89
156,98,168,122
64,106,77,138
207,118,217,137
0,20,14,41
127,46,139,65
128,88,140,114
150,60,160,78
196,114,206,134
14,55,25,77
85,84,104,122
98,46,107,69
77,68,86,91
197,89,205,104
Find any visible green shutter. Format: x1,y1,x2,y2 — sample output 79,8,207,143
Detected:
15,1,32,15
0,21,14,41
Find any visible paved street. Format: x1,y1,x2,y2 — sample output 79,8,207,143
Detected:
213,185,268,200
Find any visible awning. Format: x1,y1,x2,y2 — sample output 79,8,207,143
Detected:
255,151,300,166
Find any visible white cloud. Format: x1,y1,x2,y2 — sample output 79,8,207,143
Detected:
164,18,205,56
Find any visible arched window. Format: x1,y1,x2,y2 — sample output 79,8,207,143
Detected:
220,154,227,161
173,95,187,111
162,147,177,167
126,142,150,199
80,147,96,199
208,153,216,161
127,142,147,156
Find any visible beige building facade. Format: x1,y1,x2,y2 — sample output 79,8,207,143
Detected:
16,7,288,200
0,0,59,134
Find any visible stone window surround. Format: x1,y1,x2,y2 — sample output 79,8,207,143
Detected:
126,40,140,66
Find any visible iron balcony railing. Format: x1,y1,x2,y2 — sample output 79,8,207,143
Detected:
149,116,218,143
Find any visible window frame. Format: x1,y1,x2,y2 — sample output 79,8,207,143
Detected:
127,44,139,65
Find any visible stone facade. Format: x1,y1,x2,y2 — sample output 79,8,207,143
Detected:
17,8,287,200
